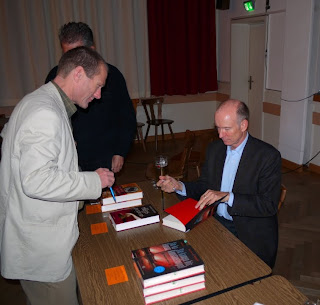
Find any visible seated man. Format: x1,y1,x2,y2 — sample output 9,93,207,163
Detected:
157,99,282,268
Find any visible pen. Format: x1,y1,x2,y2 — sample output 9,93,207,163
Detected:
109,186,117,203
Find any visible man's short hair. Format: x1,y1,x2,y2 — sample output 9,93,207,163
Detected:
57,46,107,79
217,100,250,124
236,101,249,124
59,22,94,47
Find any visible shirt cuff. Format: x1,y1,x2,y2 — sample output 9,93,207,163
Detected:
175,181,187,196
227,192,234,207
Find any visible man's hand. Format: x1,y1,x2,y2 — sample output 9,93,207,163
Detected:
195,190,229,210
156,175,182,193
111,155,124,173
95,168,115,189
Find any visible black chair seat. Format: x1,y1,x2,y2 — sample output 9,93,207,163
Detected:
147,119,174,126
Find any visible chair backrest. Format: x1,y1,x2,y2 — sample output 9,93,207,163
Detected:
140,97,164,121
278,184,287,211
172,130,196,180
198,128,219,163
131,98,140,113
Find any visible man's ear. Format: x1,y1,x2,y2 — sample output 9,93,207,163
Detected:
73,66,84,83
240,119,248,131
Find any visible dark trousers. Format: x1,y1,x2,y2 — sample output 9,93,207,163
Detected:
214,213,238,237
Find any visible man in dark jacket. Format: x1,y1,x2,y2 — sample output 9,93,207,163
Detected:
46,22,136,173
158,99,282,268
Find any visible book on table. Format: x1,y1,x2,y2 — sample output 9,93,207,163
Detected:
144,281,206,304
131,239,205,289
101,198,142,212
102,182,143,204
109,204,159,231
143,273,205,297
162,198,215,232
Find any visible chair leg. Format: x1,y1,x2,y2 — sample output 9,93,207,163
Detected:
137,127,146,152
168,124,175,140
196,165,200,178
144,124,150,142
161,124,165,142
155,126,158,151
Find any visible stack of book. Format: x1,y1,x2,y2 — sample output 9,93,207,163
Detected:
109,204,160,232
99,183,143,212
131,239,205,304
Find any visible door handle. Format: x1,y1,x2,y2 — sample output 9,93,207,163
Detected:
248,75,254,90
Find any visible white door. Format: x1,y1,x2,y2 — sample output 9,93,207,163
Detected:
248,23,265,139
231,18,266,140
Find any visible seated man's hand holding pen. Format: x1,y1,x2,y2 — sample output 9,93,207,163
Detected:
156,175,182,193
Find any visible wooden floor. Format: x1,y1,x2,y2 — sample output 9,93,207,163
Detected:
1,135,320,304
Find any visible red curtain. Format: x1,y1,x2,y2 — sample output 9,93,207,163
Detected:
147,0,218,96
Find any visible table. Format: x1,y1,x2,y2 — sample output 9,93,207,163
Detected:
73,181,271,305
193,275,308,305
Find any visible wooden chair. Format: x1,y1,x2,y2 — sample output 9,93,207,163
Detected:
278,184,287,211
140,97,174,151
145,130,195,181
171,129,219,177
132,99,146,152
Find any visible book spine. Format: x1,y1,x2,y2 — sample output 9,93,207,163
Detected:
185,204,215,231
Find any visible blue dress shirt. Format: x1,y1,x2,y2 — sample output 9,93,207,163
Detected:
176,133,249,221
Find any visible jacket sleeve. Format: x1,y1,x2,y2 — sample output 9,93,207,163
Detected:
18,107,101,201
228,143,282,217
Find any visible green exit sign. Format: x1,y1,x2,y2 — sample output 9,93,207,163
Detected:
244,1,255,11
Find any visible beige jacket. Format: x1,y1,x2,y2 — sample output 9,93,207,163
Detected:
0,83,101,282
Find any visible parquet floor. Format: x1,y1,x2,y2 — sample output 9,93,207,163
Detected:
1,135,320,304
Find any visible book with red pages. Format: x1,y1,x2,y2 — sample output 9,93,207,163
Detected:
162,198,215,232
144,282,206,304
109,204,159,231
101,183,143,204
131,239,204,288
101,198,142,212
143,273,205,297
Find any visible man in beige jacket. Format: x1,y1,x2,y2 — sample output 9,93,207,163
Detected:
0,47,114,305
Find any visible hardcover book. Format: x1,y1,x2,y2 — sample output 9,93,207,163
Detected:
143,274,205,297
132,239,204,288
109,204,159,232
101,198,142,213
102,183,143,204
144,282,206,304
162,198,215,232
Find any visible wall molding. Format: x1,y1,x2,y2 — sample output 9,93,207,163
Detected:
263,102,281,116
281,158,303,173
313,94,320,103
135,128,215,143
312,112,320,125
309,163,320,175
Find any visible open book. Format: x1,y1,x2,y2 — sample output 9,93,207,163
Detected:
162,198,216,232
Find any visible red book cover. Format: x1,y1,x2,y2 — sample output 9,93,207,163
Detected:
163,198,215,232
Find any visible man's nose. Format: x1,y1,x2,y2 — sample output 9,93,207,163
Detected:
94,88,102,99
218,129,225,138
